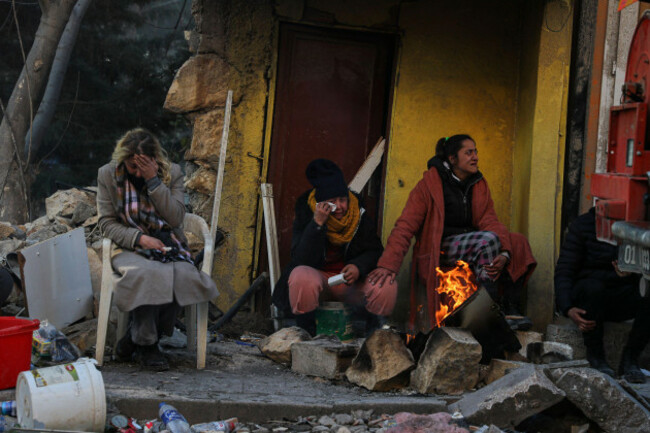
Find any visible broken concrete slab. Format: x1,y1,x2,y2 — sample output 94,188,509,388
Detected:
550,367,650,433
291,335,358,379
515,330,543,358
25,222,70,246
258,326,312,366
485,359,526,385
449,366,565,428
410,327,482,395
345,329,415,391
527,341,574,364
46,188,96,220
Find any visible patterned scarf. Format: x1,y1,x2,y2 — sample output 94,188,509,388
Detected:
307,190,361,246
115,163,192,264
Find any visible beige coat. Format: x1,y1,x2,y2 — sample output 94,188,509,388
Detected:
97,161,218,312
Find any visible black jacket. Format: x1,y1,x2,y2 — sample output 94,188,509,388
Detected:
554,207,638,315
427,156,483,239
271,190,384,315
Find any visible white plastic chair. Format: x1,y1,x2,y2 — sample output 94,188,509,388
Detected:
94,213,214,369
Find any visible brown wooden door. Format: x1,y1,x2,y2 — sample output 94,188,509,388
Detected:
268,23,395,268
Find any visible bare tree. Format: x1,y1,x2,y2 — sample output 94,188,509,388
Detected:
0,0,78,223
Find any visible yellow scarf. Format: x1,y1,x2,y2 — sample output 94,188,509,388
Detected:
308,190,361,246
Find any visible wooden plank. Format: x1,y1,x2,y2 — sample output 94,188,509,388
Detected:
349,137,385,193
261,183,282,330
210,90,234,241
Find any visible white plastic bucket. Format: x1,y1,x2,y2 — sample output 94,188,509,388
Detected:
16,358,106,432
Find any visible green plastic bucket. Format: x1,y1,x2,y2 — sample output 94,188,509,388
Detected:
315,302,353,341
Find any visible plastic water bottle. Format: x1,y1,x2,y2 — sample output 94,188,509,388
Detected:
0,415,6,433
0,402,15,417
158,403,190,433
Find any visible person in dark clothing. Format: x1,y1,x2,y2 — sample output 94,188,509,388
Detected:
555,207,650,383
0,268,13,306
271,159,397,336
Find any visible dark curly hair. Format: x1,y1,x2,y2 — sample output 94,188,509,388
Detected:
435,134,475,164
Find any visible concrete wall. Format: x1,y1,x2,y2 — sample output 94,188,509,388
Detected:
166,0,573,330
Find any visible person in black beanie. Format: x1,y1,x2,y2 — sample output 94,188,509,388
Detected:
271,159,398,336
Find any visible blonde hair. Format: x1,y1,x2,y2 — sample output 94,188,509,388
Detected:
112,128,172,185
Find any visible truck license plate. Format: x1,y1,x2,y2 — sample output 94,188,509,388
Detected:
618,241,650,277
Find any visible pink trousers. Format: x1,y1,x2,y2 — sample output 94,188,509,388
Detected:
288,265,398,316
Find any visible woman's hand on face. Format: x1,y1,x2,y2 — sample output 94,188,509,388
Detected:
313,201,332,226
484,254,508,280
341,264,360,285
138,234,166,251
368,267,396,287
134,154,158,181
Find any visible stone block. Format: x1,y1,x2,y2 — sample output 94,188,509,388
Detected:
485,359,526,385
410,327,482,395
45,188,95,221
449,366,565,428
185,109,224,163
527,341,573,364
550,367,650,433
291,335,358,379
515,330,543,358
71,201,97,226
546,323,586,359
258,326,312,366
164,54,242,113
345,329,415,391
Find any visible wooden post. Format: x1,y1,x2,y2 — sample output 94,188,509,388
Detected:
210,90,233,241
261,183,281,330
349,137,385,193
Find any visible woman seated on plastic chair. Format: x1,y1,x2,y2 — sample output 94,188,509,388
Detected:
97,128,218,370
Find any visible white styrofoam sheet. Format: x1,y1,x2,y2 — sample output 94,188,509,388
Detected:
20,227,93,329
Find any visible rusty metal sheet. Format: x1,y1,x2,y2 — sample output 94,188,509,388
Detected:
19,227,93,329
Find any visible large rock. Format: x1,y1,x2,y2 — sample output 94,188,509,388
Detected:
550,367,650,433
291,335,358,379
345,329,415,391
25,223,69,246
485,359,526,385
449,366,565,428
45,188,95,221
71,201,97,226
0,223,16,240
164,54,241,113
546,323,586,359
24,215,52,235
185,166,217,196
515,330,543,358
185,109,224,163
527,341,573,364
258,326,312,366
410,327,482,395
0,239,24,257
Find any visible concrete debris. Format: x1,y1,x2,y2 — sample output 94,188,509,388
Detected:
291,335,359,379
514,330,543,358
0,239,25,257
258,326,312,366
25,222,70,246
345,329,415,391
0,222,16,240
484,359,526,385
45,188,96,221
546,323,586,360
410,327,482,395
550,367,650,433
527,341,574,364
386,412,469,433
449,366,565,428
62,318,98,354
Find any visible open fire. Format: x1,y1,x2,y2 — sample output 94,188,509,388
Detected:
434,260,478,327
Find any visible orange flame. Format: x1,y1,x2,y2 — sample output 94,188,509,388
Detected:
434,260,478,327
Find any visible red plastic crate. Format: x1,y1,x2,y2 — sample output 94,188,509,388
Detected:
0,317,39,390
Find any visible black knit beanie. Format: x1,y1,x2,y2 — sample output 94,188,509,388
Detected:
305,159,348,202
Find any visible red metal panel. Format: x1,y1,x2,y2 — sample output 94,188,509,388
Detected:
607,103,648,175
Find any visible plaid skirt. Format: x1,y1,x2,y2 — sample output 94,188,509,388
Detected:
440,231,501,283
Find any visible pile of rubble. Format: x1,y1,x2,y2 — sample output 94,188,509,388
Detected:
259,326,650,432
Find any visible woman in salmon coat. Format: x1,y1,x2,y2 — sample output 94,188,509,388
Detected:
369,134,536,333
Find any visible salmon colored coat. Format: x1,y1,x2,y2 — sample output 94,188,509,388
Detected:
377,167,536,332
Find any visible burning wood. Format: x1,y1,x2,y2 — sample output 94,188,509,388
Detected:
434,260,478,327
